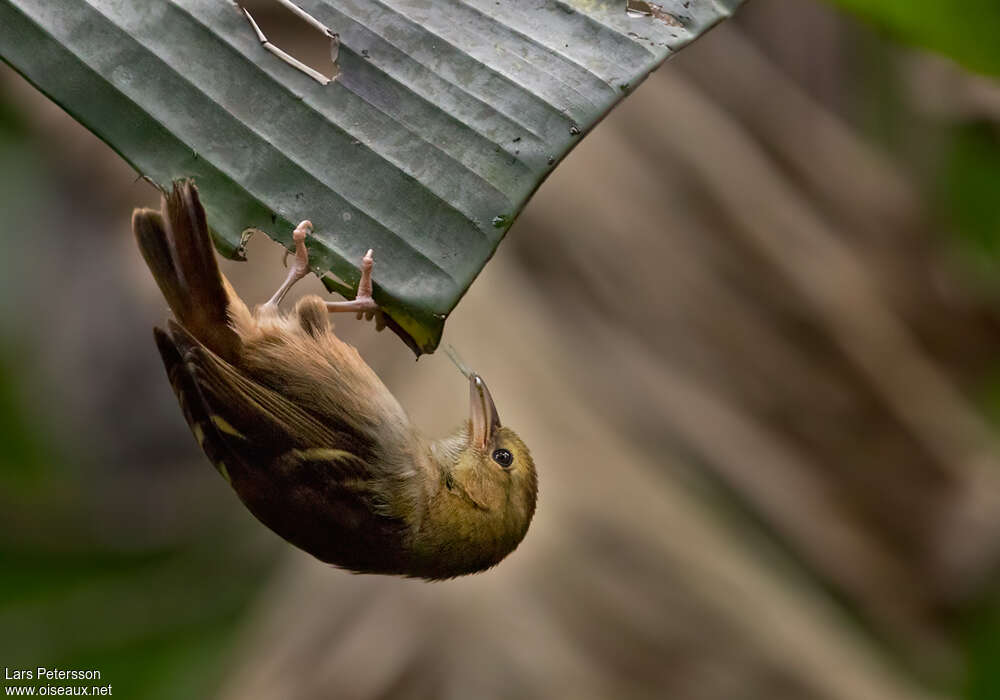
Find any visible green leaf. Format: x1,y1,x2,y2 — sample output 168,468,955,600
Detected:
826,0,1000,79
0,0,741,352
962,594,1000,700
942,123,1000,265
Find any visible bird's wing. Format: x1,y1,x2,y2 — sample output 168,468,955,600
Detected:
155,322,409,568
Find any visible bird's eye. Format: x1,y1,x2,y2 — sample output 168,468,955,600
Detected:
492,448,514,468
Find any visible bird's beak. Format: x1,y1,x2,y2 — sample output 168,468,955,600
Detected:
469,374,501,450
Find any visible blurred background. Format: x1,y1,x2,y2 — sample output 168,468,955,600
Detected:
3,1,1000,698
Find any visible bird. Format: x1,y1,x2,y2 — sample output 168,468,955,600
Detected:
132,180,538,579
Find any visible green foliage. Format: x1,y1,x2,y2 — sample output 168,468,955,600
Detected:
827,0,1000,78
963,595,1000,700
943,123,1000,264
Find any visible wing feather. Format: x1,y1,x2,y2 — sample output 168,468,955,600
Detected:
155,322,409,571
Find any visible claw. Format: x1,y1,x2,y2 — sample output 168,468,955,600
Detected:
294,220,312,242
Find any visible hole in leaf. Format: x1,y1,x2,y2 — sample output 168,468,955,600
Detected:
238,0,340,84
625,0,684,27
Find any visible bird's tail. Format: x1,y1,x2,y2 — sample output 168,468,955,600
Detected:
133,180,241,363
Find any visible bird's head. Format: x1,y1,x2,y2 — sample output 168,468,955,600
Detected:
454,374,537,519
421,373,538,576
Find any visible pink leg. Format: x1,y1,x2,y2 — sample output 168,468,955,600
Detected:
263,221,383,329
263,220,313,309
325,249,379,321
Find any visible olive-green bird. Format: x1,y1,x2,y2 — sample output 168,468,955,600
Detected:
133,181,537,579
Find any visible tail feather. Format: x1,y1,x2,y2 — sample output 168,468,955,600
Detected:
133,208,186,320
133,181,241,363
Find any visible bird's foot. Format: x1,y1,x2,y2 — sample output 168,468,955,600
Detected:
263,220,313,309
326,249,385,330
262,221,384,329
